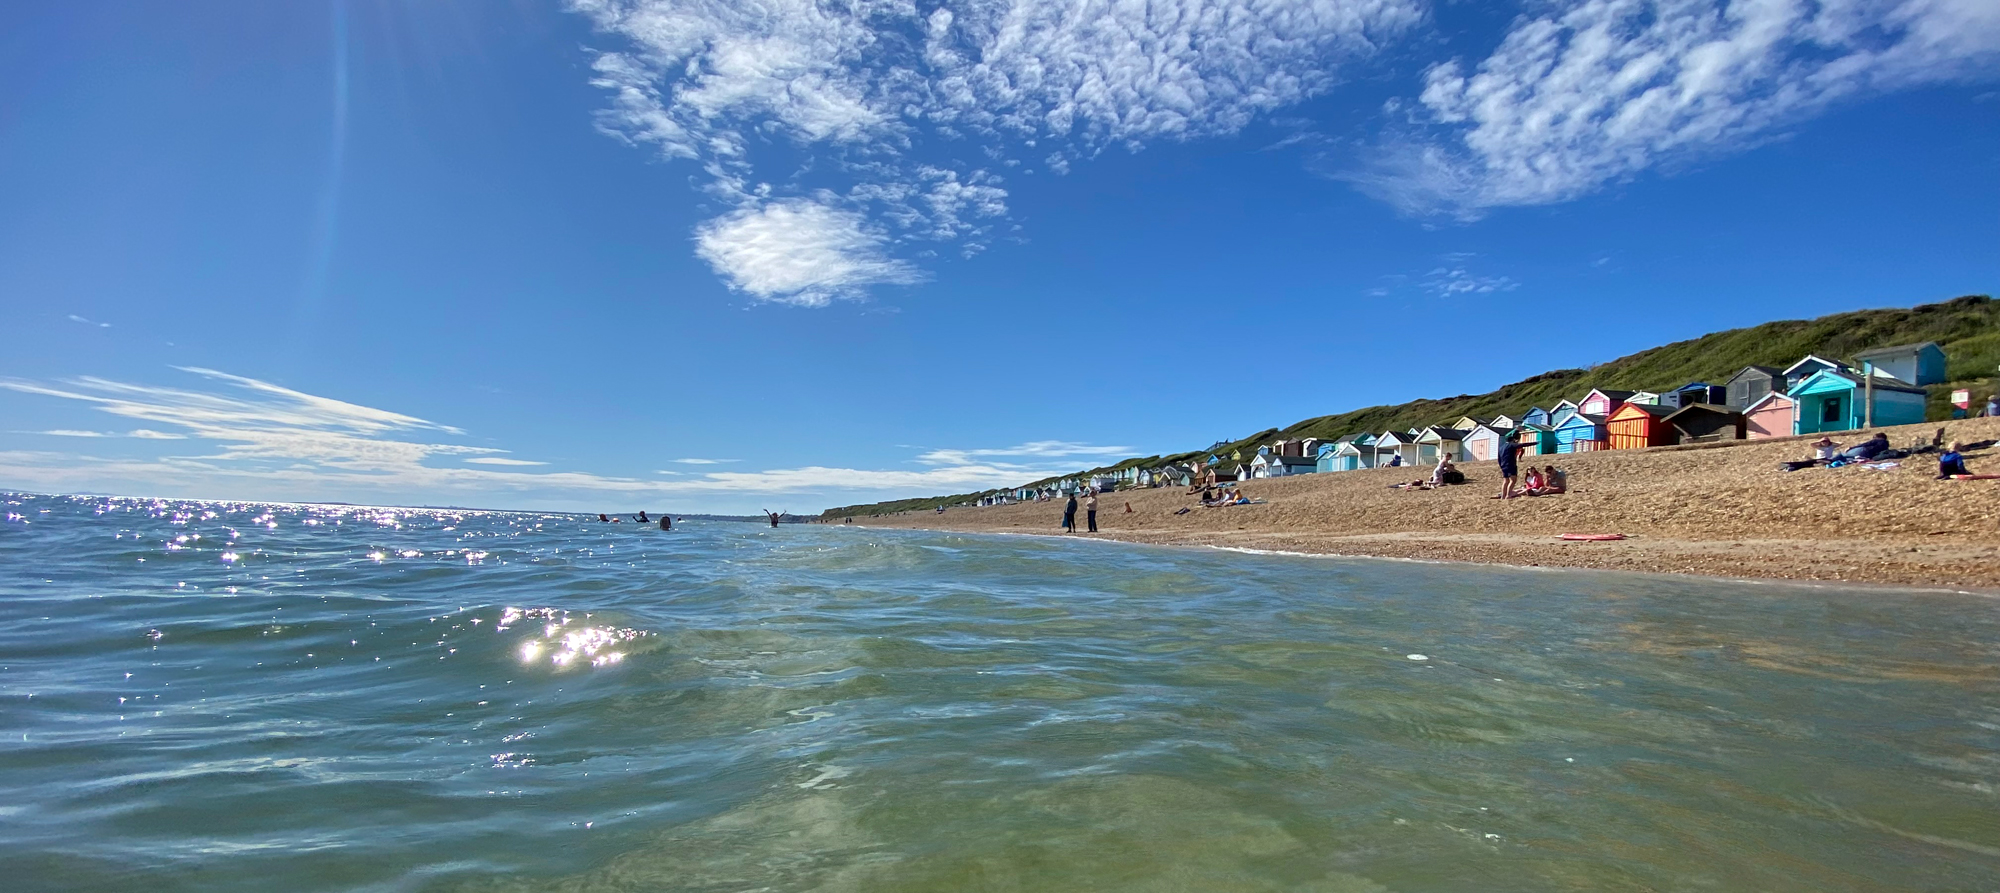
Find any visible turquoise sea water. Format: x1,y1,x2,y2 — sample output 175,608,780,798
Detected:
3,493,1998,892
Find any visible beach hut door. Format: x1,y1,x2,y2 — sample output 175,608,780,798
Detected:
1819,396,1842,425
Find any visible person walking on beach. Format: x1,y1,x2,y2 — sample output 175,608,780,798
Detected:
1061,493,1078,533
1494,433,1523,499
1085,491,1099,533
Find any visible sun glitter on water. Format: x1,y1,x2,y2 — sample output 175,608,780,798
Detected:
499,606,647,668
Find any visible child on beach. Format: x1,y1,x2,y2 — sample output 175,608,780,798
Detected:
1939,443,1971,479
1520,467,1544,495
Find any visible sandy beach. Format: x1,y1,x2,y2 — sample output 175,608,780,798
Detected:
849,417,2000,590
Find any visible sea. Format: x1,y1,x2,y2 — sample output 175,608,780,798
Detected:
3,492,1998,892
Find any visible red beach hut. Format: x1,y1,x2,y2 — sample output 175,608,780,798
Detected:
1605,402,1675,450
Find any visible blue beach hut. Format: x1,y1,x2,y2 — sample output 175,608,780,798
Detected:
1553,413,1609,453
1519,406,1551,428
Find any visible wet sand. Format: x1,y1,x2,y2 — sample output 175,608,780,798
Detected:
850,417,2000,591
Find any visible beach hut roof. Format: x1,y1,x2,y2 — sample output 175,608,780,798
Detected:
1743,390,1796,413
1470,422,1517,437
1272,455,1317,468
1608,402,1674,420
1793,367,1926,395
1551,399,1580,411
1663,402,1741,423
1782,354,1848,378
1418,426,1468,441
1585,388,1637,403
1854,341,1943,361
1727,364,1784,383
1556,412,1608,428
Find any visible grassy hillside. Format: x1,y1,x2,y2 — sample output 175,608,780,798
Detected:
822,295,1998,518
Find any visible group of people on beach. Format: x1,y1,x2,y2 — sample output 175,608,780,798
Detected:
1494,435,1567,499
1788,429,1987,479
1060,491,1098,533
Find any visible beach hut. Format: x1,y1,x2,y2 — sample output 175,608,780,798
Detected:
1266,455,1317,477
1553,413,1609,453
1627,391,1663,406
1416,427,1469,464
1854,341,1947,386
1451,416,1490,432
1322,436,1375,472
1464,423,1517,461
1725,365,1786,409
1579,389,1636,418
1782,355,1846,391
1373,430,1421,468
1248,453,1272,478
1743,391,1797,439
1790,368,1929,434
1665,403,1747,444
1549,400,1581,427
1519,406,1552,428
1491,414,1518,429
1606,402,1676,449
1513,423,1558,455
1669,382,1727,409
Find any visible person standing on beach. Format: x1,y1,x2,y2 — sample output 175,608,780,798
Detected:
1085,491,1099,533
1495,434,1522,499
1062,493,1078,533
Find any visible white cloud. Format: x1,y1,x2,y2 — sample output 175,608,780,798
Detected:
693,198,923,306
67,314,111,328
28,430,109,437
1353,0,2000,216
0,368,1106,510
570,0,1424,302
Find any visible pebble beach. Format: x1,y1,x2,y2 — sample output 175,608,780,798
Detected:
856,417,2000,591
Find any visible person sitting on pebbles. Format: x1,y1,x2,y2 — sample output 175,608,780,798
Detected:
1939,442,1971,479
1812,437,1840,461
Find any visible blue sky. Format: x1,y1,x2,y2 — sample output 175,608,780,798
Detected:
1,0,1996,514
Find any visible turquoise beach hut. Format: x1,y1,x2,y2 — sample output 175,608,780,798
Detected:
1514,423,1559,455
1789,369,1929,434
1554,412,1608,453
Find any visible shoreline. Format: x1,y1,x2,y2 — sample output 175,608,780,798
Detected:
854,523,2000,596
844,416,2000,592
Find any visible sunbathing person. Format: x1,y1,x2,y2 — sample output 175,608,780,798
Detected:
1939,442,1971,479
1837,432,1891,462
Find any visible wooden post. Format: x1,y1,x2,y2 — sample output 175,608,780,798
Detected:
1863,361,1874,429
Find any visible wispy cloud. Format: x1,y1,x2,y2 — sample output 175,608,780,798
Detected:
1365,256,1517,298
1349,0,2000,216
67,314,111,328
570,0,1424,304
1422,267,1518,297
0,368,1097,508
914,440,1132,467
